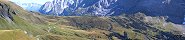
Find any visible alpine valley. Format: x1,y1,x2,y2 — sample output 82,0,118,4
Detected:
0,0,184,40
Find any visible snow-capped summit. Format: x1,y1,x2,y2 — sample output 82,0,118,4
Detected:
39,0,185,24
39,0,120,16
40,0,75,16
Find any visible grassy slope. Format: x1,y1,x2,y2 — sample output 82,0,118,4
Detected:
55,14,184,40
0,0,92,40
0,0,184,40
0,29,35,40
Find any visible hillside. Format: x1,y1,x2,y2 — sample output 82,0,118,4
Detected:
53,13,185,40
0,0,184,40
0,29,35,40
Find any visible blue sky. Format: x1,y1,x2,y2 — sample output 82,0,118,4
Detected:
9,0,53,4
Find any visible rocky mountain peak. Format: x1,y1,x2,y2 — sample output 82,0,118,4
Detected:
38,0,185,24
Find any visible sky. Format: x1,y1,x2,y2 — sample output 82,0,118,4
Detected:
9,0,53,4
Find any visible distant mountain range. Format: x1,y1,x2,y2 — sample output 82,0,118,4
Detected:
0,0,185,40
15,3,42,12
10,0,185,24
39,0,123,16
40,0,185,24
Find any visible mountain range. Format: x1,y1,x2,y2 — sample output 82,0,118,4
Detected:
15,3,42,12
8,0,185,24
0,0,185,40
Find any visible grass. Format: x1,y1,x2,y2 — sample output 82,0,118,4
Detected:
0,29,35,40
0,14,94,40
0,13,106,40
0,1,104,39
0,0,184,40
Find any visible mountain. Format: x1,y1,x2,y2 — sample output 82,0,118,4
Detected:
9,2,42,12
39,0,185,24
39,0,76,16
0,0,185,40
15,3,42,12
39,0,122,16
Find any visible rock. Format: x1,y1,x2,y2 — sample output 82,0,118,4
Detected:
0,2,14,22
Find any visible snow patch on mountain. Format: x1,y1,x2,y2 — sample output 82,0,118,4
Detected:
40,0,75,16
39,0,120,16
162,0,171,4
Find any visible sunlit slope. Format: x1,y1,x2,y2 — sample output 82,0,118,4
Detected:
0,29,35,40
0,0,47,36
0,0,100,40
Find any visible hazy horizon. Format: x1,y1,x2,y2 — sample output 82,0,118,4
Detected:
9,0,53,4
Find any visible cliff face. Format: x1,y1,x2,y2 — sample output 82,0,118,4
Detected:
0,2,13,22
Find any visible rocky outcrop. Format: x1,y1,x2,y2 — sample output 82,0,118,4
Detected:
0,1,16,22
